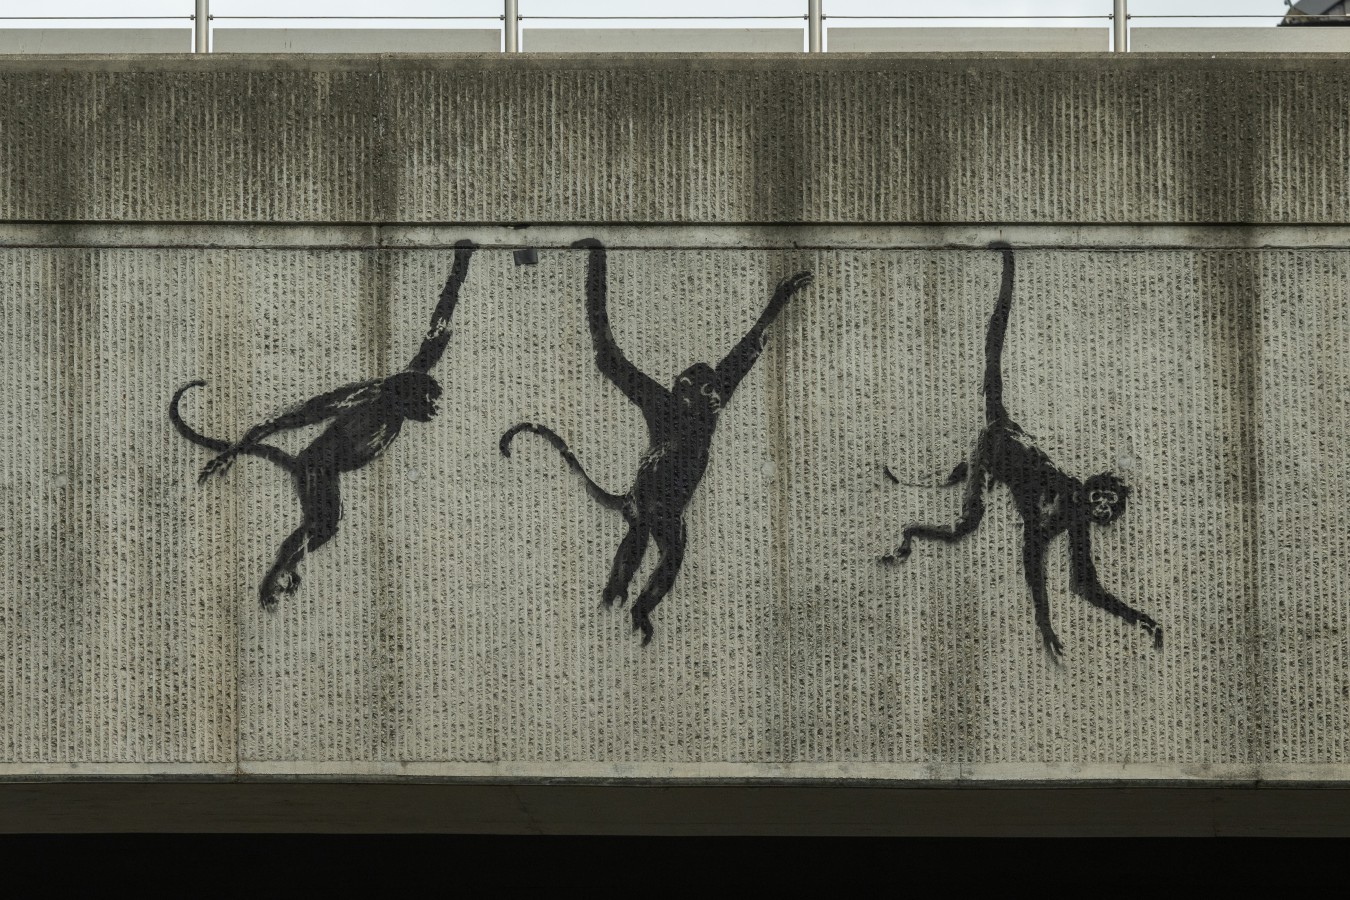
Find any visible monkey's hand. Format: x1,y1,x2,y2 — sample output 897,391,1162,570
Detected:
1139,615,1163,651
449,239,477,281
199,449,240,483
776,271,814,299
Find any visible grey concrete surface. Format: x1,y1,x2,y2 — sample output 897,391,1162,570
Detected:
1,56,1349,224
213,29,501,54
2,58,1350,797
827,28,1109,52
523,29,804,53
0,237,1346,780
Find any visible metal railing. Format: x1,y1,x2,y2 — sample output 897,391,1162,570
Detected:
1,3,1344,56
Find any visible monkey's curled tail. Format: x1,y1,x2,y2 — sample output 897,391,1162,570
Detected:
883,461,968,488
983,244,1015,424
500,422,627,511
170,380,296,473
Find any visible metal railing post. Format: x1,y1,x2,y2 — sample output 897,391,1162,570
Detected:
504,0,519,52
808,0,823,53
193,0,209,53
1113,0,1128,52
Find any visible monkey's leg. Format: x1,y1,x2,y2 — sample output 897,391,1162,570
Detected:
630,517,687,646
1069,525,1162,650
881,476,985,563
1023,533,1063,660
602,518,649,608
259,467,342,609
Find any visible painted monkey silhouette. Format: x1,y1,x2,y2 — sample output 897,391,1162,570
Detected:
170,240,477,609
502,239,812,644
881,245,1161,658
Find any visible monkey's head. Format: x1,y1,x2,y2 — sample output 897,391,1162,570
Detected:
674,363,722,415
387,371,442,422
1083,473,1130,526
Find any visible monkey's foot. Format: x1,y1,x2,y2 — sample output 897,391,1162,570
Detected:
259,571,301,609
1039,627,1065,663
601,586,628,608
199,452,237,483
632,610,654,647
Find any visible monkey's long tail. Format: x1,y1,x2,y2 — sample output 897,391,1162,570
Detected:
170,380,296,472
983,243,1015,424
500,422,627,511
883,461,968,488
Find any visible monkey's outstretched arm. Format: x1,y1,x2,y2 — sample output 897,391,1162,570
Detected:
1068,522,1162,649
201,379,381,480
574,238,666,411
407,239,477,374
716,271,812,397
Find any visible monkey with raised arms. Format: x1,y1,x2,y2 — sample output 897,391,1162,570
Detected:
502,239,812,644
881,244,1161,658
171,241,477,609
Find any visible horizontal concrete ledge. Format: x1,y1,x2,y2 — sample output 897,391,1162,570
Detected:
3,52,1350,73
6,223,1350,251
4,782,1350,834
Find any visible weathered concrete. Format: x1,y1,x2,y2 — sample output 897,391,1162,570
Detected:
1,55,1349,224
2,57,1350,796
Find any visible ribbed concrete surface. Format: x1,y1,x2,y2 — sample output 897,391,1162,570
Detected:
1,56,1348,224
1,57,1349,783
1,240,1346,776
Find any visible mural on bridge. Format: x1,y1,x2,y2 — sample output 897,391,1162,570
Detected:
500,239,813,645
169,241,478,610
880,244,1162,659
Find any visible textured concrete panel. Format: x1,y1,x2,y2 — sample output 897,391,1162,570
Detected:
1133,28,1350,52
2,57,1349,224
827,28,1109,52
785,250,1254,766
7,240,1339,778
0,30,191,54
523,29,804,53
213,29,501,54
0,250,237,765
1256,252,1350,766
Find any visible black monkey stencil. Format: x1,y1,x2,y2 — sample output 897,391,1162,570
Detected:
170,241,476,608
881,245,1162,658
502,239,812,644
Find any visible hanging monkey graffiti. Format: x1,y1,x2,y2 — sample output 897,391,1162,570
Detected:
502,239,813,644
170,241,477,609
881,245,1162,658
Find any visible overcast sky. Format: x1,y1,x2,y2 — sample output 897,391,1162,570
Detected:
6,0,1296,30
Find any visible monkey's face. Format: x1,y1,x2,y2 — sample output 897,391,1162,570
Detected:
388,371,442,422
674,363,721,415
1084,473,1130,526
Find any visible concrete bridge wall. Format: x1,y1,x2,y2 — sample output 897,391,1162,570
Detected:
1,55,1348,790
